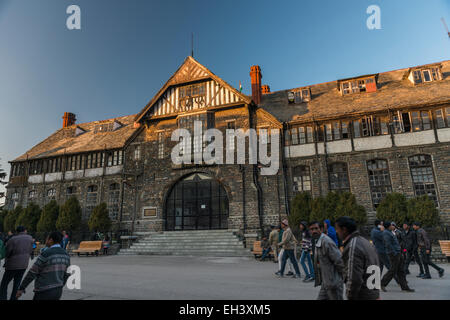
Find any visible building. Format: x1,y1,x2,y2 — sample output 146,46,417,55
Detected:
5,57,450,243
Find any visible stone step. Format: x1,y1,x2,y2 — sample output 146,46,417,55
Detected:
120,230,250,257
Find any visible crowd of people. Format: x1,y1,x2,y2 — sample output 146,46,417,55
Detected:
260,217,446,300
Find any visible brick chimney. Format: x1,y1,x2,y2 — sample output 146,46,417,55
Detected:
261,85,270,95
250,65,262,105
62,112,76,128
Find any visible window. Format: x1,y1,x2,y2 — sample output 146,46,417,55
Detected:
393,110,434,133
227,121,236,151
292,166,311,192
409,155,438,206
108,183,120,221
367,159,392,208
291,127,299,145
289,88,311,104
179,83,206,110
108,150,123,167
410,68,441,85
288,126,315,145
66,186,77,196
12,192,20,200
340,77,376,95
320,121,351,142
158,132,165,159
134,145,141,160
353,115,390,138
434,109,446,128
28,190,37,200
85,185,98,218
328,163,350,192
47,188,56,200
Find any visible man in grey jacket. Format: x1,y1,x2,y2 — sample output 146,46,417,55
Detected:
335,217,381,300
309,221,344,300
0,226,33,300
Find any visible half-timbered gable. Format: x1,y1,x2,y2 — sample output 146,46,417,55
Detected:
135,56,252,121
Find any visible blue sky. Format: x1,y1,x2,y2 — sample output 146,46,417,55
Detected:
0,0,449,197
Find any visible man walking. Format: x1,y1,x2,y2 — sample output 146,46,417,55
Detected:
16,231,71,300
275,219,301,278
371,220,390,274
299,221,314,282
268,226,279,263
402,222,424,276
335,217,380,300
0,226,33,300
380,221,414,292
413,222,444,279
309,221,344,300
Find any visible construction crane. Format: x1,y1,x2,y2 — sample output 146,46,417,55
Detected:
442,17,450,38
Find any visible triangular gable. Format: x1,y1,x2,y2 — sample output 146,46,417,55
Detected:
135,56,252,122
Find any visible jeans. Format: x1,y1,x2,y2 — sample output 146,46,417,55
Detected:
33,287,64,300
381,253,410,290
420,248,443,276
0,269,26,301
404,248,424,274
280,249,301,276
278,249,293,273
299,250,314,278
260,248,271,260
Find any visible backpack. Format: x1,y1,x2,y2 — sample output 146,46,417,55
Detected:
0,239,5,260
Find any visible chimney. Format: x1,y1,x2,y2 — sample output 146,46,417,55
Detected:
62,112,76,128
261,85,271,95
250,65,262,105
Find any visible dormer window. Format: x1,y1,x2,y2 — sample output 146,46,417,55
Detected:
288,88,311,104
409,67,441,85
94,120,122,133
340,76,377,95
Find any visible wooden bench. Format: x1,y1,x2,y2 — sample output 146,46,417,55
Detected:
72,241,103,256
252,241,274,260
438,240,450,262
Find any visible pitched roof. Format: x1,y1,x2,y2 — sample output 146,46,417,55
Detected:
259,60,450,124
13,114,138,162
134,56,252,122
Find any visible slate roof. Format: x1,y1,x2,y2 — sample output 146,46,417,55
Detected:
13,114,138,162
259,60,450,124
11,59,450,164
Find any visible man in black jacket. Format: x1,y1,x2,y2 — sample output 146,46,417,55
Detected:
413,222,444,279
335,217,380,300
402,223,424,276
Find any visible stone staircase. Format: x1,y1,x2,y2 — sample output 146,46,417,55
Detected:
118,230,253,257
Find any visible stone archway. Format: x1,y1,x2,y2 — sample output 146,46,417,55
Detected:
164,173,229,231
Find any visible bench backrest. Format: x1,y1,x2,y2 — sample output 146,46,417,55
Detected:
439,240,450,255
253,241,262,253
78,241,103,250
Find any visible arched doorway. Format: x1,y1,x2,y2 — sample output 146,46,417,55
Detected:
165,173,229,231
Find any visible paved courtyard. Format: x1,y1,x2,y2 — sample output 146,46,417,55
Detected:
2,255,449,300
